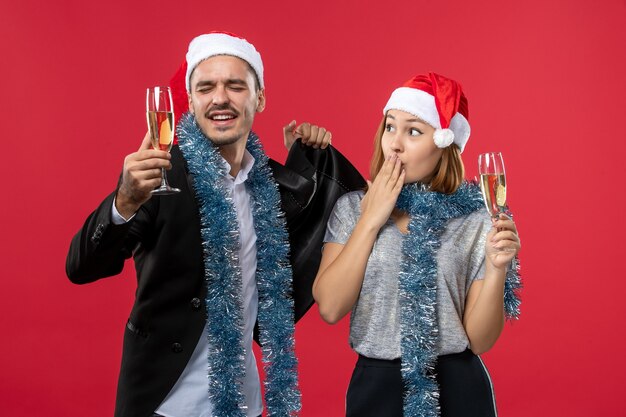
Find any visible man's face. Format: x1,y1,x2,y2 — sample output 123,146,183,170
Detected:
188,55,265,146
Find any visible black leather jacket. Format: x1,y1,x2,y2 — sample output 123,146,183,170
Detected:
66,141,364,417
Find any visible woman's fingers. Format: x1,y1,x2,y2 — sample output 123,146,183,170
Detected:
393,169,406,194
494,219,517,233
391,156,402,183
378,154,400,184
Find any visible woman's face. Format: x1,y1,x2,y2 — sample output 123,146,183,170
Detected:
381,109,443,184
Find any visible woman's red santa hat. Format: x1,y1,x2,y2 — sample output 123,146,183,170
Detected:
383,72,471,153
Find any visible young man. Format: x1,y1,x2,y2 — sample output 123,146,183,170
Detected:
66,32,364,417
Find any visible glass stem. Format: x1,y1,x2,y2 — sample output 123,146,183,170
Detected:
160,167,168,187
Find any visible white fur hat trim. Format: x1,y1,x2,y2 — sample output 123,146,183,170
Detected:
185,33,264,91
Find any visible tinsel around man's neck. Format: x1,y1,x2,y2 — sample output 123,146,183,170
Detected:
175,111,301,416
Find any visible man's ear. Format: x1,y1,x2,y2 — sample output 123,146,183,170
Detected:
256,89,266,113
188,92,194,114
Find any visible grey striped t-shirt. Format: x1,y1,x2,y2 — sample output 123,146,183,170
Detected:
323,190,492,358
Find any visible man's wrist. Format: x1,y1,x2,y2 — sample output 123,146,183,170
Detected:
113,192,139,223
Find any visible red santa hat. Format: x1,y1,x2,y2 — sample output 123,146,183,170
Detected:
383,72,471,153
185,31,264,92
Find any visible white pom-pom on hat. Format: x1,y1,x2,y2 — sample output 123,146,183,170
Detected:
433,128,455,148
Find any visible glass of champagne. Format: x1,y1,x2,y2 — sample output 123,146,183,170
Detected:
146,86,180,195
478,152,507,218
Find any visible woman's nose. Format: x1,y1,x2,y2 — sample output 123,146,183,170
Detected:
389,135,403,152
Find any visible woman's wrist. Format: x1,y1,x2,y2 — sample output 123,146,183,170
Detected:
484,261,508,281
357,213,385,234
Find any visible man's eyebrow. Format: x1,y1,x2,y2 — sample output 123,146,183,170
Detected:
195,80,215,87
225,78,248,86
195,78,248,86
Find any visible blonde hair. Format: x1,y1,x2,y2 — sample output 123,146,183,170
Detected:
369,115,465,194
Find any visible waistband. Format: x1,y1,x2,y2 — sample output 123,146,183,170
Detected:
356,349,474,368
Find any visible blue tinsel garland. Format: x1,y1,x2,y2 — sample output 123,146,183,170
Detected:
177,113,300,417
396,181,522,417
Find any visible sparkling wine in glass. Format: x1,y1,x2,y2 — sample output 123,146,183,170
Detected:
146,86,180,195
478,152,507,218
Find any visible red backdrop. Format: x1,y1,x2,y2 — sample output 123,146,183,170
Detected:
2,0,626,415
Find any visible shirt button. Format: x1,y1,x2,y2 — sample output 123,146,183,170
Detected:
190,298,201,310
171,343,183,353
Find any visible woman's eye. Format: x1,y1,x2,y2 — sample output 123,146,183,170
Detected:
409,128,422,136
385,124,395,132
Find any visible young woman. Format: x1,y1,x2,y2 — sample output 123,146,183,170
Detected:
313,73,521,417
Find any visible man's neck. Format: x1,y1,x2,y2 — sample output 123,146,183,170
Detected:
218,140,247,177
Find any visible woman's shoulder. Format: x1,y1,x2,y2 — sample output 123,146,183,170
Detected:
335,190,365,210
328,190,364,224
447,208,492,235
465,208,492,226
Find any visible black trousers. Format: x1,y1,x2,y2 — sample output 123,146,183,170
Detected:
346,349,497,417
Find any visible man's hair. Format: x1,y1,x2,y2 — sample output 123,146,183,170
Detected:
369,115,465,194
243,60,262,92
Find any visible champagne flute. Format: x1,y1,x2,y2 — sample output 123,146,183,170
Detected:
478,152,507,218
146,86,180,195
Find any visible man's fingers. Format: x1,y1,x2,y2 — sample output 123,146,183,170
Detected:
312,126,325,149
132,168,165,180
128,156,171,171
296,123,311,143
321,131,332,149
133,178,163,194
307,125,319,146
128,148,171,163
283,120,296,135
139,132,153,151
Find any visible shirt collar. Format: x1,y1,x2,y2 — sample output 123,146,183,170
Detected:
221,149,255,185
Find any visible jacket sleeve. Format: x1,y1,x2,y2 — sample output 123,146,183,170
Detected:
270,141,366,322
65,190,157,284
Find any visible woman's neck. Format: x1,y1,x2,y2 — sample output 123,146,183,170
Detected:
390,208,410,234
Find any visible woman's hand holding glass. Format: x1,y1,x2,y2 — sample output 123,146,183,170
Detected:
360,154,405,231
485,214,520,269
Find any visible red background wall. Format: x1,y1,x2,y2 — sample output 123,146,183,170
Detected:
1,0,625,415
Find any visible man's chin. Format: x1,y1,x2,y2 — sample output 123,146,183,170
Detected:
208,136,242,146
198,126,244,146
